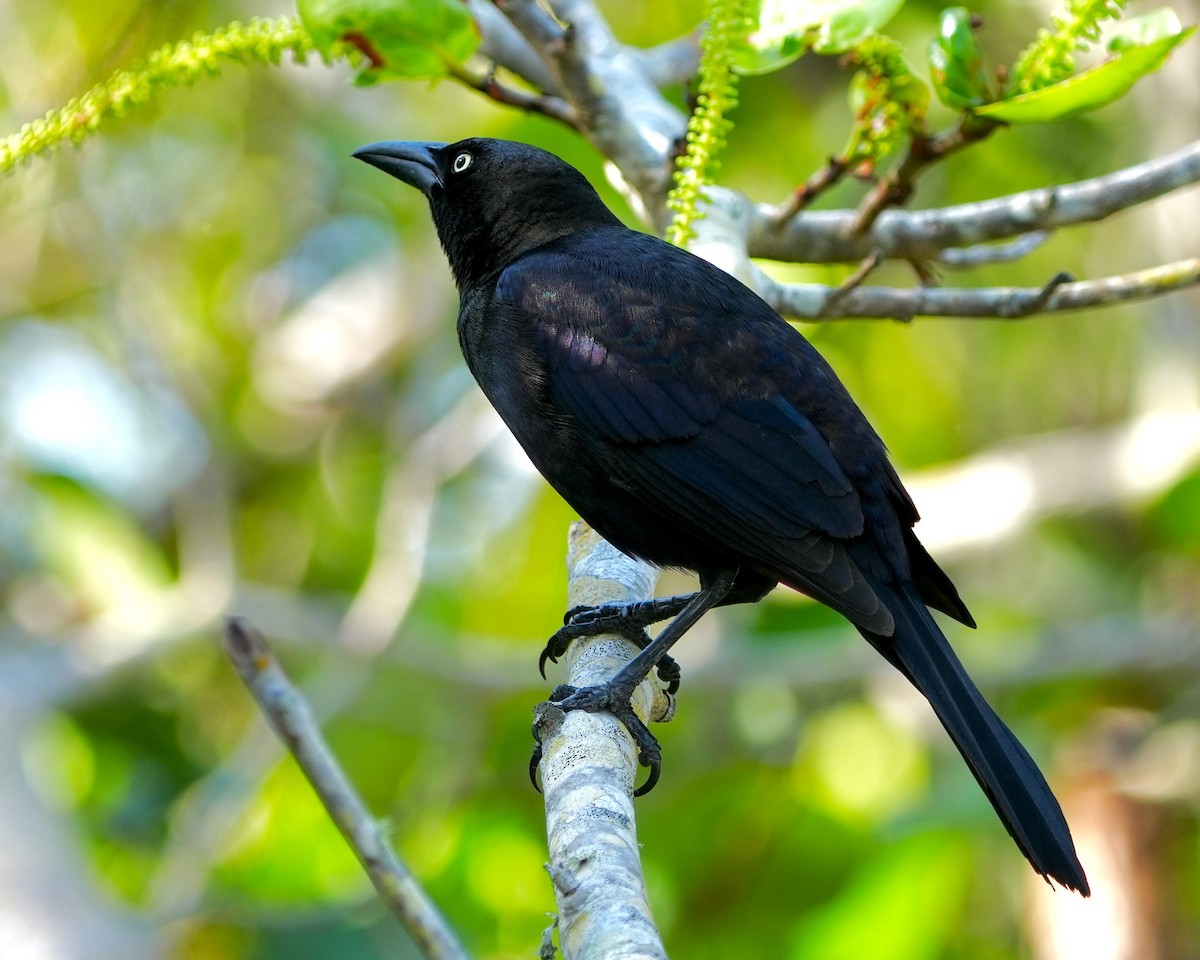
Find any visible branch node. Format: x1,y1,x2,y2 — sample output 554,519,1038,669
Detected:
651,690,676,723
822,248,884,315
538,919,559,960
547,861,581,895
908,258,939,286
1034,185,1059,216
223,616,273,676
1005,270,1074,316
771,155,849,225
533,699,568,743
558,21,578,54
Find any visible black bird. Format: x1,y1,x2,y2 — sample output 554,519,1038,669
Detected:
354,137,1089,894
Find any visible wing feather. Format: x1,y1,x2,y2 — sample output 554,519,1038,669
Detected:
515,266,865,539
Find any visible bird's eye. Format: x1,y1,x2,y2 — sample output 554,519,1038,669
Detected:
452,152,472,174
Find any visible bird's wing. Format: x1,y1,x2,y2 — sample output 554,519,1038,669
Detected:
496,252,893,628
498,258,863,539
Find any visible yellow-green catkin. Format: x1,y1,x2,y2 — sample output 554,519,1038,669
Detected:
665,0,755,247
1,17,318,174
843,34,929,165
1013,0,1127,93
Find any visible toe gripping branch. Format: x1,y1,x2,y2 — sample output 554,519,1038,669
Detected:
531,572,738,797
538,597,691,692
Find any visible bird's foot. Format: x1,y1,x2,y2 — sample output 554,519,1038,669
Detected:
530,681,663,796
539,601,683,693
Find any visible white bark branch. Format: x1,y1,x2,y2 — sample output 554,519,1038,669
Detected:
748,139,1200,264
754,257,1200,320
534,524,668,960
631,32,701,89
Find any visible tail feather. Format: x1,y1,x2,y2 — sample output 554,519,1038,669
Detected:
859,586,1090,895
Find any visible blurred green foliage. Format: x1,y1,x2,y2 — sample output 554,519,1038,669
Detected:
1,1,1198,958
298,0,477,82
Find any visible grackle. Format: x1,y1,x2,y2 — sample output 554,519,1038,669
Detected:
354,137,1088,894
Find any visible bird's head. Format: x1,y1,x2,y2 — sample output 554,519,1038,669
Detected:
353,137,621,289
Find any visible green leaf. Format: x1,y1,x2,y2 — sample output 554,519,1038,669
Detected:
297,0,479,82
927,7,991,108
735,0,906,74
975,25,1194,123
1108,7,1184,52
813,0,905,53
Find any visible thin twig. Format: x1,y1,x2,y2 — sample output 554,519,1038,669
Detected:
934,231,1051,267
850,119,998,234
755,257,1200,319
223,618,471,960
823,247,884,311
538,919,559,960
769,155,850,224
906,257,939,286
448,63,579,127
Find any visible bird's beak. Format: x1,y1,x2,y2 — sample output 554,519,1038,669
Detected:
352,141,447,197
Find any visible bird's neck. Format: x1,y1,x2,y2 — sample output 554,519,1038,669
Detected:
433,201,620,291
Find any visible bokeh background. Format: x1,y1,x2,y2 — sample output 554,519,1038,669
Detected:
1,0,1199,957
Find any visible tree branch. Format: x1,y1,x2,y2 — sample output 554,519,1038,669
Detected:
754,257,1200,320
494,0,568,51
223,618,471,960
533,524,668,960
496,0,685,217
469,0,561,93
630,32,701,89
748,139,1200,264
768,155,852,223
447,63,579,127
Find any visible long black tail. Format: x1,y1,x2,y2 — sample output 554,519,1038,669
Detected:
859,585,1089,895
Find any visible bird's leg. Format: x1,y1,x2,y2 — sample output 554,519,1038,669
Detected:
539,593,697,692
534,569,737,796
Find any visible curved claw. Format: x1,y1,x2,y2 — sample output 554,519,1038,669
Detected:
654,655,682,695
633,756,661,797
539,621,586,679
529,740,543,793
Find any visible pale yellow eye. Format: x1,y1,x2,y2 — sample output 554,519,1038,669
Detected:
452,152,472,173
